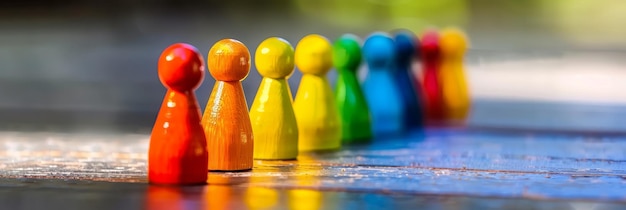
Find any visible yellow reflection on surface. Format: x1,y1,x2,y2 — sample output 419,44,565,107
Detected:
245,175,280,210
288,189,323,210
287,158,324,210
245,155,328,210
245,186,280,210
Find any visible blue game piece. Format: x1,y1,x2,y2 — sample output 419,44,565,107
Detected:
361,32,405,136
393,30,424,128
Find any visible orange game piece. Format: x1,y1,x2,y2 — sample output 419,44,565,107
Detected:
149,43,208,185
202,39,254,171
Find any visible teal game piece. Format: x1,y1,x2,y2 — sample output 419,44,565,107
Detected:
393,30,424,128
333,34,373,143
361,32,405,136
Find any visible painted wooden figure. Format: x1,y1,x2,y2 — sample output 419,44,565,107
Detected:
250,37,299,160
440,28,470,123
149,43,208,185
420,30,445,124
362,32,405,136
333,34,373,143
202,39,254,171
293,34,342,151
393,30,424,128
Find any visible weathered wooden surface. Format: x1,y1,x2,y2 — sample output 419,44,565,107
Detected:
0,121,625,209
1,178,625,210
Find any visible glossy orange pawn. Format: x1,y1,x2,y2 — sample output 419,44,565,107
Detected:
149,43,208,185
202,39,254,171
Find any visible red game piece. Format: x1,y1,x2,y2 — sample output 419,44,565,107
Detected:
420,29,445,124
149,43,208,185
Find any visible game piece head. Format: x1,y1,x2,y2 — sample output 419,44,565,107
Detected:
158,43,205,91
295,34,333,76
420,29,441,59
208,39,251,82
393,29,417,64
255,37,295,79
332,34,362,72
362,32,396,70
440,27,468,58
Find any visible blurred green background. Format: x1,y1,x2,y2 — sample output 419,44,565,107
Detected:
0,0,625,132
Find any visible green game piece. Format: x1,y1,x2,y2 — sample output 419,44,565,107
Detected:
333,34,373,143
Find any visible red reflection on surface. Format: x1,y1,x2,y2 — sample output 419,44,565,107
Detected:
145,186,187,210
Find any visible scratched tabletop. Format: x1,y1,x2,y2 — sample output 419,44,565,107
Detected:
1,100,626,210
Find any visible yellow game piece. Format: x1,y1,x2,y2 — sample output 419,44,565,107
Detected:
293,34,342,151
287,164,323,210
439,27,470,123
249,37,299,160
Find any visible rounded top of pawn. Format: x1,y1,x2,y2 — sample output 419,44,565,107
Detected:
158,43,205,91
393,29,418,63
420,29,441,58
440,27,468,58
295,34,333,76
332,34,362,71
208,39,251,81
255,37,295,79
362,32,396,70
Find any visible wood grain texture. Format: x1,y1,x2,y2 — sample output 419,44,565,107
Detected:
202,39,253,171
5,120,626,204
202,81,253,171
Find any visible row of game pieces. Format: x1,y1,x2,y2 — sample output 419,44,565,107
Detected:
148,28,469,185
